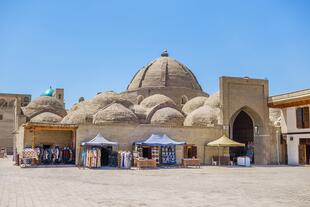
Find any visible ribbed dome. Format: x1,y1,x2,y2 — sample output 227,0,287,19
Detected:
182,96,208,115
127,52,203,91
140,94,176,109
30,112,62,123
150,107,184,126
184,105,220,127
93,103,138,124
22,96,67,118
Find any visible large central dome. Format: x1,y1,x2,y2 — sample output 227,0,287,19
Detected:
127,50,203,91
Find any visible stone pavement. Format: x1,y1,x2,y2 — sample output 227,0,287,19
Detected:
0,157,310,207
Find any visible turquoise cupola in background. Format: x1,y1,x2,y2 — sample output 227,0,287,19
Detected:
41,86,55,97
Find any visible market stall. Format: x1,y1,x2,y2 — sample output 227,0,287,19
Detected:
21,123,77,166
20,148,38,168
80,133,118,168
133,134,185,168
207,135,245,166
182,144,200,168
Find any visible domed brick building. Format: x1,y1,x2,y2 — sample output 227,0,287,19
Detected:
123,50,208,106
15,51,282,165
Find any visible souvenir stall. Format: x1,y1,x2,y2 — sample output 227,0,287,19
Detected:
80,133,118,168
20,147,38,168
207,135,246,166
182,144,200,168
21,123,78,166
133,134,185,169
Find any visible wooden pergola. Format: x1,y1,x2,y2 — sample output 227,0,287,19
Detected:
23,123,78,149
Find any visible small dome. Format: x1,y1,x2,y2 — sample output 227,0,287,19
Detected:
182,96,208,115
204,92,220,108
91,91,134,108
184,105,220,127
93,103,138,124
30,112,62,123
127,52,203,92
41,87,55,97
132,104,147,119
140,94,176,109
150,107,184,126
61,101,100,124
22,96,67,118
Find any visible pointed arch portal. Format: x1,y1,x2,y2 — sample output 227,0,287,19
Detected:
230,110,255,163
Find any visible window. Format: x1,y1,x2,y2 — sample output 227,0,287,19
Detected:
136,95,144,104
0,114,3,120
296,107,310,129
180,95,188,105
58,94,62,99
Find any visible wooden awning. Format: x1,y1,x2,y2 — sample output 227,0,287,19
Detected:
23,122,78,131
268,89,310,108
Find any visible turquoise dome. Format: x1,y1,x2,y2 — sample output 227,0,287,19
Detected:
41,87,55,97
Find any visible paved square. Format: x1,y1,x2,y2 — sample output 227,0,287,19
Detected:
0,157,309,207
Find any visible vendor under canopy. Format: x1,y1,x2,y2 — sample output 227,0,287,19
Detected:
207,134,245,166
133,134,186,167
80,133,119,168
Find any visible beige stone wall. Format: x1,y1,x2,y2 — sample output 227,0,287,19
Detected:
76,124,223,165
0,94,30,155
0,108,15,154
220,76,277,164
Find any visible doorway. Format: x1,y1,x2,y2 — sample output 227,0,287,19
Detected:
230,111,255,163
142,146,152,159
299,139,310,165
101,146,112,166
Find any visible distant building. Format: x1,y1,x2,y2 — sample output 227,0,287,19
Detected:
269,89,310,165
0,93,31,154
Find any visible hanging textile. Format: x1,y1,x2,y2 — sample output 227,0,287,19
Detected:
22,148,38,160
118,151,132,169
85,147,102,168
161,146,176,165
34,146,74,165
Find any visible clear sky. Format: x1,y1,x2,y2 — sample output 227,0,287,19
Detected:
1,0,310,108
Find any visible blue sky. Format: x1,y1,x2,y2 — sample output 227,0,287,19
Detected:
1,0,310,108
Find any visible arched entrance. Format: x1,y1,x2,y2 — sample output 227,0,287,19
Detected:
230,110,255,163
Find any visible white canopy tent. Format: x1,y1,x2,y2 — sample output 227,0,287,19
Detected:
81,133,118,147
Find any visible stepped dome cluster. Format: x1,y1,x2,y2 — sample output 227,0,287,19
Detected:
23,52,223,126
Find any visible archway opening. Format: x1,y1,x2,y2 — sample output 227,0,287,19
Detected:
230,110,255,163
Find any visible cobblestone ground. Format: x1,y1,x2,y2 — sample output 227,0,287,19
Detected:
0,157,310,207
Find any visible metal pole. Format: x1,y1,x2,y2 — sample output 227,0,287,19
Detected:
276,130,280,165
218,146,221,166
